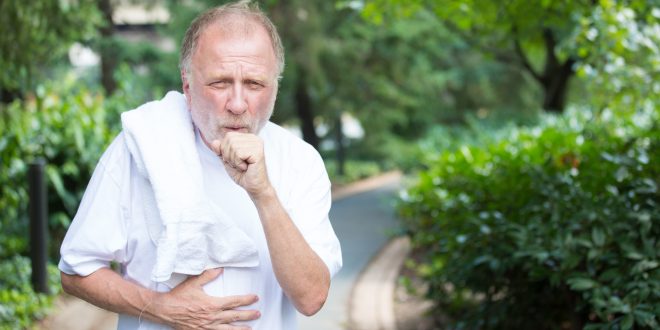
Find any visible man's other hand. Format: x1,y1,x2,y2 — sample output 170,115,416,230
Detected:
154,268,261,329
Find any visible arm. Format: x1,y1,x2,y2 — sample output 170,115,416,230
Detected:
214,133,330,316
252,187,331,316
61,268,260,329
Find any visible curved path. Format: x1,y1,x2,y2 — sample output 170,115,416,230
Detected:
299,172,402,330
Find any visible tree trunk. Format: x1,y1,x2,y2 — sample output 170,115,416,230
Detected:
541,59,574,113
295,77,320,150
539,29,575,113
514,28,575,113
99,0,117,95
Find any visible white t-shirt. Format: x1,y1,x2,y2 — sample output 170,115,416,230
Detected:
59,122,342,330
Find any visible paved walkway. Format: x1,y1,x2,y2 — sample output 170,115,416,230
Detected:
299,172,402,330
40,172,403,329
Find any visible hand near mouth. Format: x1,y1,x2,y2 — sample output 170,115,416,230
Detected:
211,131,273,198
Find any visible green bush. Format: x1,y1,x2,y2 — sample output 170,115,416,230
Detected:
0,74,143,327
0,256,61,329
0,79,119,260
398,107,659,329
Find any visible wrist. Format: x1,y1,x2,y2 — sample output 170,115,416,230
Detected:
141,291,169,324
249,184,277,205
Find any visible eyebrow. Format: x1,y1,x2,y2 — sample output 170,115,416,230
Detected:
207,72,273,83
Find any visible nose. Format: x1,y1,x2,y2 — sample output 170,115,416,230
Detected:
227,83,248,115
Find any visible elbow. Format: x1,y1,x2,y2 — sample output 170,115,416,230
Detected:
297,288,328,316
60,271,75,295
60,271,83,297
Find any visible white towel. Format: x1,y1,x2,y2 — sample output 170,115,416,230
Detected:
121,91,259,285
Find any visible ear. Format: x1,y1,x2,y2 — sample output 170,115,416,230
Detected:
181,69,192,109
181,69,190,95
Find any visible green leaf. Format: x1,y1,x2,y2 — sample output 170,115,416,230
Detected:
626,251,644,259
592,227,606,247
621,314,634,330
567,277,598,290
633,309,655,326
46,166,67,201
598,269,619,282
73,124,85,151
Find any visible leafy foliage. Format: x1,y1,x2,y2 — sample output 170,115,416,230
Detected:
320,6,540,163
399,106,659,329
570,1,660,113
361,0,660,112
0,74,143,328
0,256,61,329
0,0,101,98
397,2,660,328
0,77,123,260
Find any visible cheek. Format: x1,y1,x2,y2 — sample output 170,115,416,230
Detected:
251,90,276,111
193,88,227,113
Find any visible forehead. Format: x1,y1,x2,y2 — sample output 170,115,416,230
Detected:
192,19,276,73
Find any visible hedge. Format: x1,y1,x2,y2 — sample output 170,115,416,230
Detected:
398,107,659,329
0,74,141,327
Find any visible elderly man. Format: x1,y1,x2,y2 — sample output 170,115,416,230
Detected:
58,1,342,329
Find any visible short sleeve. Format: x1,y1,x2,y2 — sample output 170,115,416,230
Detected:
286,149,342,278
58,134,130,276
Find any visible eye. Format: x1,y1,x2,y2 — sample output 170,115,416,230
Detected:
246,80,264,90
209,80,231,88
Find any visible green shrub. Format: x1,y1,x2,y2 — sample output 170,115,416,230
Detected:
0,79,119,260
0,74,143,328
0,256,61,329
399,107,659,329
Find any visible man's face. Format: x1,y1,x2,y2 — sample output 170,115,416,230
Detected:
182,21,278,145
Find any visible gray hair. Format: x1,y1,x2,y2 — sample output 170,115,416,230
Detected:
179,0,285,79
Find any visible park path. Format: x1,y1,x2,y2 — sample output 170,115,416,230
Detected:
299,172,402,330
39,172,403,330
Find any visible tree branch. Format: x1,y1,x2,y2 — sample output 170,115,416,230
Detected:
542,28,559,77
512,26,543,83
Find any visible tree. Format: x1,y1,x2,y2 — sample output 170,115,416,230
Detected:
316,4,541,164
361,0,657,113
98,0,119,95
570,0,660,113
268,0,332,150
94,0,171,96
0,0,101,103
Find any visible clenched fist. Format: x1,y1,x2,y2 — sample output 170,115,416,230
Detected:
211,132,273,198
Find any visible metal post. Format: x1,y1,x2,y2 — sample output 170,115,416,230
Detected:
29,159,49,294
335,115,345,176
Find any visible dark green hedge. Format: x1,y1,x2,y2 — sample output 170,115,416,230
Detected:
0,84,118,259
399,107,659,329
0,256,61,328
0,76,142,326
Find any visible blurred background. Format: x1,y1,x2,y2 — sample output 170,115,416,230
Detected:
1,0,658,329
